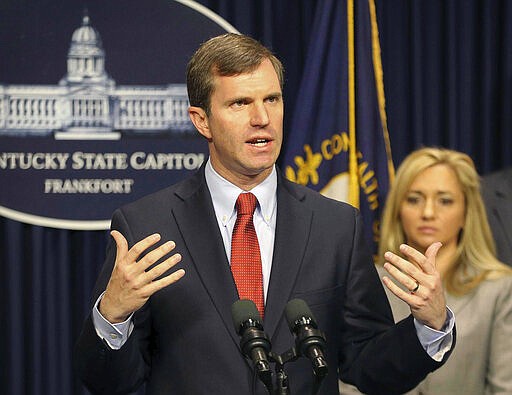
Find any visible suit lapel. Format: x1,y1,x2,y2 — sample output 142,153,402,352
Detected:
265,177,313,339
171,170,241,346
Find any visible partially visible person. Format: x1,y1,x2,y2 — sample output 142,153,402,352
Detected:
370,148,512,394
481,167,512,266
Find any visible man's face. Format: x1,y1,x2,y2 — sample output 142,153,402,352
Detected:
193,58,283,189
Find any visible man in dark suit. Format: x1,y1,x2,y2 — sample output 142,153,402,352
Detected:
482,167,512,265
75,33,454,395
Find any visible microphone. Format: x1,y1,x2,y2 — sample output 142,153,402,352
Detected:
231,299,273,392
285,299,328,379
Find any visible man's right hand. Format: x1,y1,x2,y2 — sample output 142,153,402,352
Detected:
99,230,185,323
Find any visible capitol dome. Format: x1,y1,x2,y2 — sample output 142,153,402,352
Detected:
61,14,112,85
69,15,104,57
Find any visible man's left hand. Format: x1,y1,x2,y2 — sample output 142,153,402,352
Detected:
381,242,447,331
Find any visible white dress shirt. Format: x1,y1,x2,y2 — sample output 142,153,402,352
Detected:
205,159,277,300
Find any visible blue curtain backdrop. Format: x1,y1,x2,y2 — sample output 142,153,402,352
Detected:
1,1,512,393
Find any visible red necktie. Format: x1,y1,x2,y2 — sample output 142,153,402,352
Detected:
231,192,265,318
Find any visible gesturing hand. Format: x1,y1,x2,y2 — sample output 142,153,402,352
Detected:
381,242,447,330
100,230,185,323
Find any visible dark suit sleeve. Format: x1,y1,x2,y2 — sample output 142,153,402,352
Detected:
338,212,453,395
74,209,152,394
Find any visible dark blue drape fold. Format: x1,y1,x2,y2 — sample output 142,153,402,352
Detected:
1,218,108,394
376,0,512,172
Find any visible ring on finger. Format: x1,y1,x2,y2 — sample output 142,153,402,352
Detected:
410,280,420,293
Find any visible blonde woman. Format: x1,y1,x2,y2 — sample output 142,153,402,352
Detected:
376,147,512,394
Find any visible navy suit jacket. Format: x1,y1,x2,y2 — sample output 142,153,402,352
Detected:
75,166,450,394
482,168,512,266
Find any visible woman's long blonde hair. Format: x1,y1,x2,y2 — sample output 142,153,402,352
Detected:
379,147,512,295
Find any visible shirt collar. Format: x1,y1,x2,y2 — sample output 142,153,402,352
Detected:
205,159,277,226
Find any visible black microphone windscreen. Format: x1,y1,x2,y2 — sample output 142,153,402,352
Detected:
231,299,261,331
285,298,316,330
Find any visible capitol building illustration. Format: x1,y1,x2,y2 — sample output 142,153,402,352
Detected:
0,15,194,139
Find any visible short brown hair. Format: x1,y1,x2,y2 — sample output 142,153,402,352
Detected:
186,33,284,114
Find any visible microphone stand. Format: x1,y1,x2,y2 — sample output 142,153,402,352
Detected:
268,347,298,395
260,346,326,395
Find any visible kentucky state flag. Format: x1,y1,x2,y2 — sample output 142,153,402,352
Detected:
281,0,394,257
